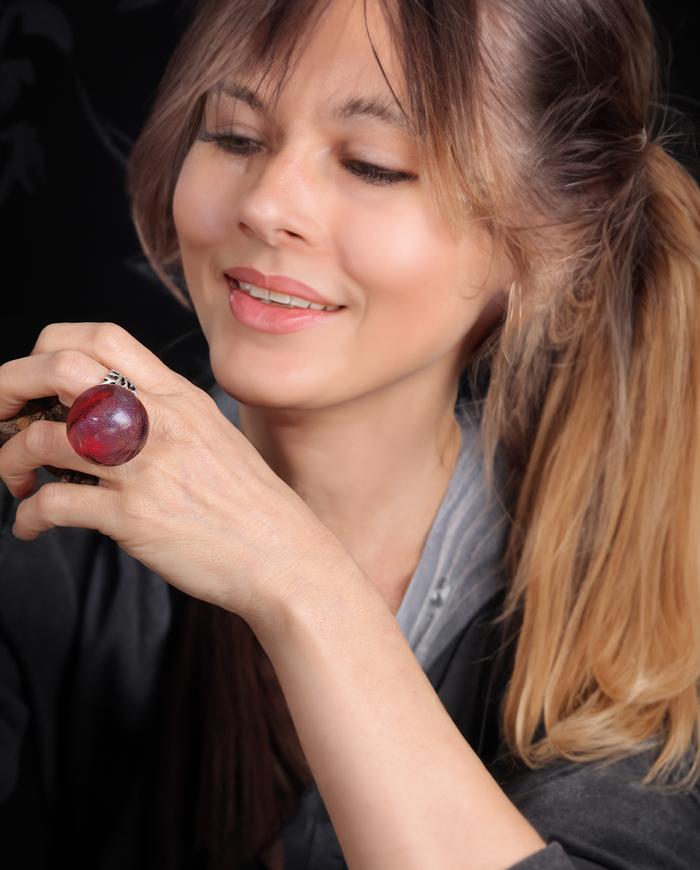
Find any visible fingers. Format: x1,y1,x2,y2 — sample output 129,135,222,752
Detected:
11,480,117,541
0,419,118,498
30,322,184,394
1,320,188,421
0,348,109,420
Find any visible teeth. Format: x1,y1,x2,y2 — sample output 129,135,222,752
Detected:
237,280,340,311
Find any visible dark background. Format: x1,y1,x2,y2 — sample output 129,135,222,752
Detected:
1,0,699,367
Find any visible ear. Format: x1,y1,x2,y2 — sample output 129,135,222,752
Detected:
458,287,509,367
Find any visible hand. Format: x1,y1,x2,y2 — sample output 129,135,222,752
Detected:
0,322,351,627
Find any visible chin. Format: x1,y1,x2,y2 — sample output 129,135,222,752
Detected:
207,344,355,412
209,361,305,410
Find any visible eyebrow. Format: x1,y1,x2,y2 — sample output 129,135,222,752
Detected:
216,80,412,133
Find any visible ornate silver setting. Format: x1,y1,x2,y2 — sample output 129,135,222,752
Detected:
101,369,138,396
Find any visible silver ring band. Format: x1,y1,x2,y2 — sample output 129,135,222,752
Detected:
101,369,138,397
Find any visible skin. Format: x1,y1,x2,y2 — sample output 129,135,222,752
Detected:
0,0,545,866
172,0,510,611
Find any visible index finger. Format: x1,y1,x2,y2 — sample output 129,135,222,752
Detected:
30,322,185,395
0,349,108,421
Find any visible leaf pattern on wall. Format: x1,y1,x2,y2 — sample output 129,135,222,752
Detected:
0,0,179,203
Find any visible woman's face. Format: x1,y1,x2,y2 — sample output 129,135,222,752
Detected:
173,0,508,411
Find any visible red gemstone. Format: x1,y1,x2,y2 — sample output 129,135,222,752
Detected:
66,383,149,466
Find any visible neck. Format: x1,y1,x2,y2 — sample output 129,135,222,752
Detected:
237,369,462,608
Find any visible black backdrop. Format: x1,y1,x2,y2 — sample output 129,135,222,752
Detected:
2,0,699,367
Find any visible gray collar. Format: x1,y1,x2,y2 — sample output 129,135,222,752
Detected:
209,384,509,672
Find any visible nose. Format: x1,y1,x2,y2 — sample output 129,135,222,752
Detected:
236,147,325,249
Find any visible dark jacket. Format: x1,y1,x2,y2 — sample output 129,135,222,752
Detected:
1,346,698,868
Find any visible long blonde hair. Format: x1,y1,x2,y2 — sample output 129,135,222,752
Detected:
127,0,700,863
491,141,700,787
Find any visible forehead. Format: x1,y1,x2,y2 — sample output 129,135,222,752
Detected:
210,0,411,132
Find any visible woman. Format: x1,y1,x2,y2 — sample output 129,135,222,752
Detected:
0,0,699,867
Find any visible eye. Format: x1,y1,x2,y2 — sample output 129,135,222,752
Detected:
197,132,261,156
196,132,416,187
344,160,416,186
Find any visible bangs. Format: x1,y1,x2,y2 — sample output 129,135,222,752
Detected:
199,0,333,118
127,0,486,305
182,0,470,225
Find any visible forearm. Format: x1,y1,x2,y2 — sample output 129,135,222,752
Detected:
255,560,545,870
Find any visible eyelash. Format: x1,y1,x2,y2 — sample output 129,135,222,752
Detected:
196,131,416,187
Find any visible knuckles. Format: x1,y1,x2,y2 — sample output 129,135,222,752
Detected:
32,322,69,353
119,487,158,526
156,410,199,449
87,322,131,356
50,348,93,389
34,481,66,514
24,419,60,458
34,321,129,356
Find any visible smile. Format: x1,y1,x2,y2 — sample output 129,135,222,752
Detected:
234,280,341,312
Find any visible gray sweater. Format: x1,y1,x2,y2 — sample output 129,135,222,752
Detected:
260,386,699,869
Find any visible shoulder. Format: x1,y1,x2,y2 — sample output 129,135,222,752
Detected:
0,474,176,801
0,472,172,639
492,747,700,869
0,470,175,716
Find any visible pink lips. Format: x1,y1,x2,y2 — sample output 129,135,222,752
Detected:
223,266,341,308
225,270,346,334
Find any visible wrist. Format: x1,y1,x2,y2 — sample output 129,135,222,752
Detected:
249,546,380,656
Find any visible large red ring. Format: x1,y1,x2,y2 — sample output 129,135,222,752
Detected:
66,370,149,466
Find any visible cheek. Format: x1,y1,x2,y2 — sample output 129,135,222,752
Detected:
338,199,462,306
336,197,500,357
172,150,237,251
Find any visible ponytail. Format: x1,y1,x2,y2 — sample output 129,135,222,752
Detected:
491,144,700,787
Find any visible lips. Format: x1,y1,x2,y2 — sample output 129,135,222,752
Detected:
224,266,343,308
